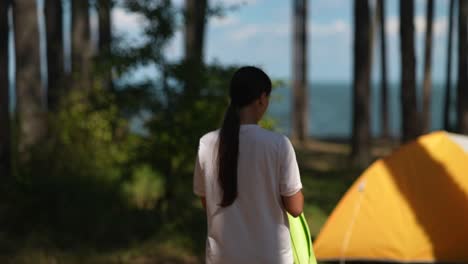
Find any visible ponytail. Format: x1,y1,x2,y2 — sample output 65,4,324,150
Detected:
218,104,240,207
217,66,272,207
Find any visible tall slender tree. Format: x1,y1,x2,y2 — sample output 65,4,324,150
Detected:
14,0,46,153
161,0,208,205
422,0,434,133
377,0,389,139
72,0,91,90
457,0,468,134
45,0,64,111
351,0,372,167
184,0,207,98
98,0,112,90
399,0,421,142
185,0,207,67
0,0,10,177
443,0,455,131
292,0,308,142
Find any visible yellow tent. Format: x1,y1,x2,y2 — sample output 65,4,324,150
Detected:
314,131,468,263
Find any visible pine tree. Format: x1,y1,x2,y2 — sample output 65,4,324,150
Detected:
292,0,308,142
351,0,372,167
14,0,46,153
399,0,421,142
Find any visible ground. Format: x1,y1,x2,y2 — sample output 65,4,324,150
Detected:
1,139,396,264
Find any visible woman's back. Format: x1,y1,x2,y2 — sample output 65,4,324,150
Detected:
194,124,302,264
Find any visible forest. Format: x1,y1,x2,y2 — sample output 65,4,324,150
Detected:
0,0,467,263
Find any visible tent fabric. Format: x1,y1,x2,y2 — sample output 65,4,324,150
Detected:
313,131,468,263
289,212,317,264
448,133,468,153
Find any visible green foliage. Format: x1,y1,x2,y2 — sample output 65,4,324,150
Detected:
2,0,286,260
272,78,287,89
143,62,237,215
114,0,175,74
123,165,164,210
49,87,129,181
259,79,285,131
5,87,149,249
259,116,277,130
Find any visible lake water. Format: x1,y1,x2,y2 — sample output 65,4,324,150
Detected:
266,83,456,139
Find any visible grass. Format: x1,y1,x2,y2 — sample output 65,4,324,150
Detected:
296,138,397,239
1,139,395,263
295,139,361,239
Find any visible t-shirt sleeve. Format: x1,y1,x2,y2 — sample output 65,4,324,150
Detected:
279,136,303,197
193,142,206,197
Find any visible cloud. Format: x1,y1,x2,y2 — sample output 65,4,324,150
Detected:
386,16,399,36
172,0,259,8
386,15,448,38
211,0,259,6
165,31,183,60
230,25,262,41
228,19,351,42
414,16,448,37
112,8,146,33
310,20,350,36
211,15,240,28
230,24,288,41
314,0,349,10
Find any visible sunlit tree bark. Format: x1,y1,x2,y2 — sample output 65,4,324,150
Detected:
422,0,434,132
14,0,46,153
0,0,10,177
72,0,91,90
292,0,308,142
443,0,455,131
351,0,372,167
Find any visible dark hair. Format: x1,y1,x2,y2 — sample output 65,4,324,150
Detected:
217,66,272,207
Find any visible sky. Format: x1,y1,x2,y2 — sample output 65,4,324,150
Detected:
114,0,457,84
6,0,457,92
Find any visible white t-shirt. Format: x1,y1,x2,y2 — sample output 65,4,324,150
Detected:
193,124,302,264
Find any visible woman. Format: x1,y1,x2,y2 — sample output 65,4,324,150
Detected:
194,66,304,264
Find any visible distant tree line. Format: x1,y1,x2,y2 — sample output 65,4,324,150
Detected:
0,0,245,250
0,0,114,178
1,0,467,179
291,0,468,167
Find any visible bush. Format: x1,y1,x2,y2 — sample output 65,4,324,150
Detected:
123,165,164,210
6,87,142,249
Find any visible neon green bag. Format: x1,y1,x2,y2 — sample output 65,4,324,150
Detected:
288,213,317,264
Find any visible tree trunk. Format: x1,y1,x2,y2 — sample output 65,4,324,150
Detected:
457,0,468,134
14,0,46,153
166,0,208,209
184,0,207,98
377,0,389,139
292,0,308,142
184,0,207,66
351,0,371,167
45,0,64,111
422,0,434,133
399,0,421,142
98,0,112,90
443,0,455,131
0,0,10,177
72,0,91,90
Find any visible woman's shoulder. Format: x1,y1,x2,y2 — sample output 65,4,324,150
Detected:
254,127,292,146
198,126,292,148
199,129,220,146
